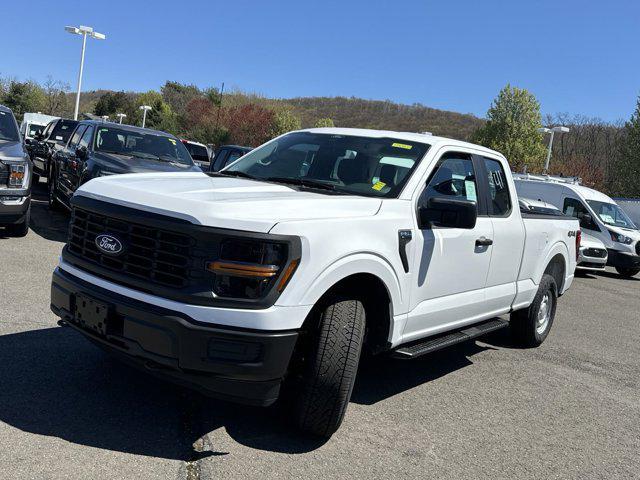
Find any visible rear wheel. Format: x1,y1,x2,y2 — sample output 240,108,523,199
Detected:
615,267,640,278
291,297,365,437
510,274,557,347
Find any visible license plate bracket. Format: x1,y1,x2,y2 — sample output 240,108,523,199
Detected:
74,294,110,336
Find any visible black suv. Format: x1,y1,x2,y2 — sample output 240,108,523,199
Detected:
209,145,252,172
48,121,202,210
27,118,78,182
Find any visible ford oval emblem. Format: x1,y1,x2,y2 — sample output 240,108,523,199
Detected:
95,234,124,255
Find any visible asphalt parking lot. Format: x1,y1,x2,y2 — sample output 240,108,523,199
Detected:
1,182,639,480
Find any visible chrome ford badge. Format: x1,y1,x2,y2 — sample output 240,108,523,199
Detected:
95,234,124,255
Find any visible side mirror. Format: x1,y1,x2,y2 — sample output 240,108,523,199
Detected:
577,212,594,229
418,196,478,229
75,146,88,160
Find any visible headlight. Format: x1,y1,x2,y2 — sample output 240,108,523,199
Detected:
206,239,299,299
8,164,26,188
610,230,633,245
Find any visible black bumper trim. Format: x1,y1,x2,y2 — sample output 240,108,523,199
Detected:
51,268,299,406
606,249,640,269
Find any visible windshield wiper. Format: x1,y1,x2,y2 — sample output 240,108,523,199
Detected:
208,170,256,180
264,177,342,193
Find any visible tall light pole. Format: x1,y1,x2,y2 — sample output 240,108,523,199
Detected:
116,113,127,124
139,105,152,128
539,126,570,173
65,25,106,121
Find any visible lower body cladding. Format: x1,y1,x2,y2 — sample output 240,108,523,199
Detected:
0,192,30,225
606,249,640,269
50,268,299,406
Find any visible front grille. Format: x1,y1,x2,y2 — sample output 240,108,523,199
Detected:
636,242,640,256
0,163,8,186
68,208,195,288
583,248,607,258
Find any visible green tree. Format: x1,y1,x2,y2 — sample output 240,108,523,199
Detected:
270,108,301,138
472,85,547,172
1,80,45,121
608,96,640,197
94,91,134,119
314,117,334,128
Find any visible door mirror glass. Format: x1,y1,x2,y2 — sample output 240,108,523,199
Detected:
419,197,478,229
75,146,88,159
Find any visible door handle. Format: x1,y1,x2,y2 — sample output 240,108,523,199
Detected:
475,237,493,247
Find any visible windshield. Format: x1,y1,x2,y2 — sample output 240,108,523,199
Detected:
0,111,20,142
27,124,46,138
587,200,637,229
95,127,193,165
223,132,429,197
50,120,78,144
184,142,209,162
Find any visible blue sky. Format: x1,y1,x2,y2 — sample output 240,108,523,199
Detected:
2,0,639,122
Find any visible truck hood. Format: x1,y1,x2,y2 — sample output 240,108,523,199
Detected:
0,140,27,161
76,172,383,232
93,151,202,174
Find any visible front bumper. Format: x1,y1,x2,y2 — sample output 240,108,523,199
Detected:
607,249,640,269
0,194,30,224
51,267,299,406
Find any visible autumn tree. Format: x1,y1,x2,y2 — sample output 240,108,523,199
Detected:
472,85,547,172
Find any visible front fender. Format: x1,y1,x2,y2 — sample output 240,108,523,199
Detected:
276,252,405,315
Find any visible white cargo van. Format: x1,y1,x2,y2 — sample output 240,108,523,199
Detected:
515,174,640,277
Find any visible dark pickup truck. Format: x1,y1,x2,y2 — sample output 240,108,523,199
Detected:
0,105,32,237
27,118,78,182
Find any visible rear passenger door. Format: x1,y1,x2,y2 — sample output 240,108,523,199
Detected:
478,156,525,314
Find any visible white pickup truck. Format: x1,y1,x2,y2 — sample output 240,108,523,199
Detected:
50,128,579,437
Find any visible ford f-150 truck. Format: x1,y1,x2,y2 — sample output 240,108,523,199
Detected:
50,128,579,437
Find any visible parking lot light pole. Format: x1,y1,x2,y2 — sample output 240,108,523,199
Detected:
139,105,152,128
116,113,127,124
538,126,570,173
65,25,106,121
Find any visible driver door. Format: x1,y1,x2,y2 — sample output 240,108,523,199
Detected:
403,151,494,342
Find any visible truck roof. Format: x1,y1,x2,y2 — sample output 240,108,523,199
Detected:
513,173,614,204
300,127,504,157
80,120,176,138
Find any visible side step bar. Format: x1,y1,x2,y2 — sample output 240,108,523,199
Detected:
391,318,508,359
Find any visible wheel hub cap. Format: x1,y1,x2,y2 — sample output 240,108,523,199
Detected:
536,293,552,334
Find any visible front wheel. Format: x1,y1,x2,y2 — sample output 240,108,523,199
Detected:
615,267,640,278
6,206,30,237
48,170,62,211
510,274,557,347
291,297,365,437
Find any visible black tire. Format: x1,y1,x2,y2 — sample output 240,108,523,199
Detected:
615,267,640,278
510,274,557,348
48,169,62,211
6,206,30,237
292,297,365,437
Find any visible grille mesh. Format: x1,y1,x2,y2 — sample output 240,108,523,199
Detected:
583,248,607,258
67,208,195,288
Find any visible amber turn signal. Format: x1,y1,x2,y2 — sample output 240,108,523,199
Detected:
277,259,300,292
207,260,279,278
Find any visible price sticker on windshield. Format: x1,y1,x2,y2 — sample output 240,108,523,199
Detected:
392,143,413,150
372,181,386,191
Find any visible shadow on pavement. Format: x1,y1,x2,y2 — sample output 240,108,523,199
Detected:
28,180,70,243
0,323,495,458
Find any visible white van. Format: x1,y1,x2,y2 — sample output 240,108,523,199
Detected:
514,174,640,278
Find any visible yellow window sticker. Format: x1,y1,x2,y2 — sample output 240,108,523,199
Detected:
372,181,386,191
392,142,412,150
168,138,176,145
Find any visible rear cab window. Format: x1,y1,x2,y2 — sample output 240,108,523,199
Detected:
482,157,512,216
